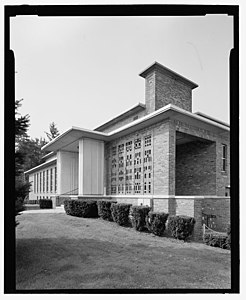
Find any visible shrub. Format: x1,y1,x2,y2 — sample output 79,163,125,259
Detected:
39,199,52,209
64,199,98,218
203,233,228,249
111,203,132,226
97,200,117,221
64,199,74,215
225,224,231,250
146,212,169,236
130,205,150,231
168,215,196,240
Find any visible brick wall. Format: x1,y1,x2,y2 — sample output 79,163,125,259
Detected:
144,70,192,114
201,198,230,232
153,119,176,195
175,140,216,195
155,71,192,112
174,119,230,196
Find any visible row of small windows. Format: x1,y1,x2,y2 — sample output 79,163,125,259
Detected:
112,136,152,156
34,167,57,194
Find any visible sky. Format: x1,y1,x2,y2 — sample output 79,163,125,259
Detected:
10,14,233,139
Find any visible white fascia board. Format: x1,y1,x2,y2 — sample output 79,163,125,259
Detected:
107,104,230,136
41,104,229,153
24,158,57,175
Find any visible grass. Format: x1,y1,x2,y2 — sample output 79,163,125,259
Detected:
16,212,231,290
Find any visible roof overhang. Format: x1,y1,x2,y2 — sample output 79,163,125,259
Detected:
42,104,229,153
94,102,146,131
42,127,110,152
24,158,57,175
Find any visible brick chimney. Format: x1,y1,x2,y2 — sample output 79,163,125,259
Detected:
139,62,198,114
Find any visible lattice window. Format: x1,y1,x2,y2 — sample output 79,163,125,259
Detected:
134,138,141,149
144,135,151,147
126,141,132,152
134,183,141,194
112,158,117,168
118,144,124,154
118,156,124,168
112,146,117,156
111,185,116,194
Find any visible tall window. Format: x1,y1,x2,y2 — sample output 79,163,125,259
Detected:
34,174,36,193
50,168,53,193
222,144,227,172
40,172,42,193
43,171,45,193
37,173,39,193
46,170,49,192
55,167,57,193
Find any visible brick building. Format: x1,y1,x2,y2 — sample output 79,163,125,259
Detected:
25,62,230,239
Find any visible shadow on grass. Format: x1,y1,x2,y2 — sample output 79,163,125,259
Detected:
16,236,231,290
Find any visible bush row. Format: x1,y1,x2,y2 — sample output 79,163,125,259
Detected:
203,224,231,250
63,199,196,241
39,199,52,209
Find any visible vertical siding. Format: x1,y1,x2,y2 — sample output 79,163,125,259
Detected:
79,138,104,195
59,151,79,195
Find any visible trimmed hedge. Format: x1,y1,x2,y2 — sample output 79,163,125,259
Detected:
204,224,231,250
130,205,150,231
64,199,98,218
225,224,231,250
97,200,117,221
203,233,228,249
146,212,169,236
168,215,196,240
39,199,52,209
111,203,132,226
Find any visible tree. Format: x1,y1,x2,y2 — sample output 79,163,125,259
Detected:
15,99,30,137
45,122,59,141
16,137,47,172
15,99,31,224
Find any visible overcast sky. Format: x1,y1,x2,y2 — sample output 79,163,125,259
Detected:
10,14,233,139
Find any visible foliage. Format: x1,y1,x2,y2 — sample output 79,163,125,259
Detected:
45,122,60,141
15,99,30,137
203,233,228,249
146,212,169,236
204,224,231,250
40,199,53,209
64,199,98,218
16,137,47,172
130,205,150,231
225,224,231,250
15,99,30,224
97,200,117,221
168,215,196,241
111,203,132,226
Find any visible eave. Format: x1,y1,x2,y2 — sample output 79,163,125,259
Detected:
94,102,146,132
42,105,229,153
24,158,57,175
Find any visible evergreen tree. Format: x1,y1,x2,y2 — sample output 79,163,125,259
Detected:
15,99,30,224
45,122,59,141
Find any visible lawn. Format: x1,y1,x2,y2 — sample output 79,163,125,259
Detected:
16,211,231,290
